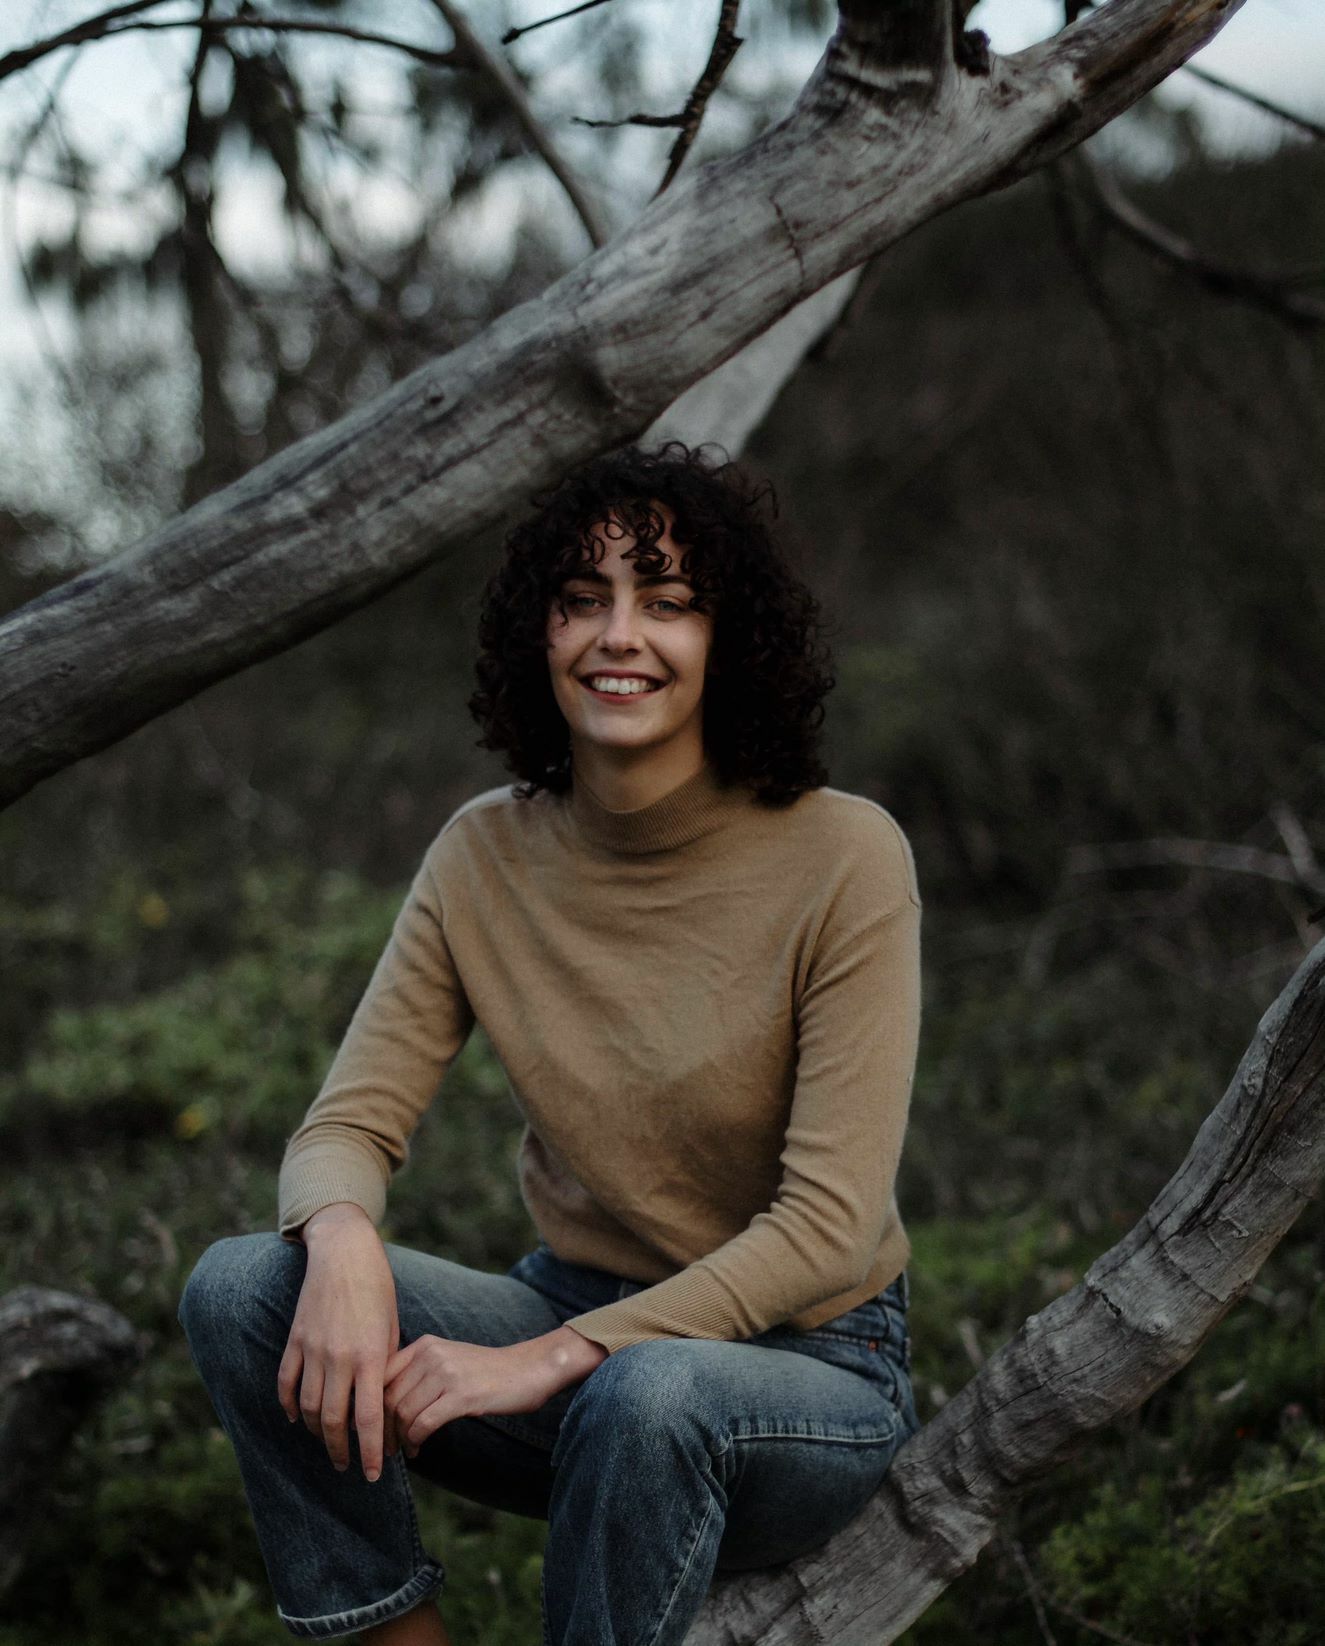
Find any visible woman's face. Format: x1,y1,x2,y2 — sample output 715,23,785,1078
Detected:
545,506,714,772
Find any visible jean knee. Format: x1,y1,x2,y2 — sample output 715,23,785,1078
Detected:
554,1342,718,1471
178,1231,302,1357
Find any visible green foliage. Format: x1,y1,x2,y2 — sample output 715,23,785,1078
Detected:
1038,1427,1325,1645
0,867,402,1149
0,864,543,1644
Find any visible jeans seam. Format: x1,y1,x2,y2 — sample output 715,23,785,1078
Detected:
276,1558,446,1639
641,1457,722,1646
728,1421,899,1448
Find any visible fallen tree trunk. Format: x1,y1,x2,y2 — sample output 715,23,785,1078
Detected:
0,0,1248,809
0,1287,140,1599
685,932,1325,1643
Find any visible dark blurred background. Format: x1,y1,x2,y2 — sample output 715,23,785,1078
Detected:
2,2,1324,1640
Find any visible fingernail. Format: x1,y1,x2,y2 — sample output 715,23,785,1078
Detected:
366,1469,380,1483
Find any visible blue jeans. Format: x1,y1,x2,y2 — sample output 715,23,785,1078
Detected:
178,1233,919,1644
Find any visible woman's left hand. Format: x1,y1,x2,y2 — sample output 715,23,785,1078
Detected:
382,1326,606,1457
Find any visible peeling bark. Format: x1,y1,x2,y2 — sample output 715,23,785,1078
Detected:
0,0,1248,808
0,1288,140,1598
684,935,1325,1644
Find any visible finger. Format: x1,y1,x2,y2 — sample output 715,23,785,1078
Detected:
277,1339,304,1423
298,1356,326,1444
390,1369,439,1439
406,1395,453,1453
385,1362,431,1415
353,1365,386,1484
320,1366,354,1471
383,1340,418,1384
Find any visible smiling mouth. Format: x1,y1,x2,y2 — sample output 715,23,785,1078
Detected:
579,676,666,700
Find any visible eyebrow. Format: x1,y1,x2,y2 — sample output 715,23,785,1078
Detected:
562,566,692,589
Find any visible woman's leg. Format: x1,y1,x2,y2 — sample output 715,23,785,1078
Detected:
178,1232,570,1640
360,1599,452,1646
540,1316,916,1646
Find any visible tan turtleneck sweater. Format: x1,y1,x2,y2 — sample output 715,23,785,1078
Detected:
277,761,922,1354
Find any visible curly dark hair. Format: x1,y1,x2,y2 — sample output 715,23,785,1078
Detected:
467,440,836,806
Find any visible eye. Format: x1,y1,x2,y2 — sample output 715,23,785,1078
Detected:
650,597,689,615
563,592,599,611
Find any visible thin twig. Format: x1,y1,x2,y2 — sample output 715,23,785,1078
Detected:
1081,159,1325,327
1065,837,1325,899
571,1,743,193
1001,1535,1060,1646
1042,159,1180,520
655,0,743,195
426,0,608,247
0,8,463,86
501,0,615,47
1,53,82,404
1181,63,1325,145
0,0,164,80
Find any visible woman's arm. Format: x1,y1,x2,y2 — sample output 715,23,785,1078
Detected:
278,843,475,1236
279,1202,608,1477
274,833,477,1478
278,1202,401,1481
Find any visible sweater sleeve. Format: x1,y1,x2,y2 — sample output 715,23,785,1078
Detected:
563,809,922,1352
277,842,475,1238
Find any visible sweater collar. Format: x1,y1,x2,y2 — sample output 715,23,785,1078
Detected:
568,759,747,855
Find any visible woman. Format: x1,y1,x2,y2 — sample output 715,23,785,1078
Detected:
179,441,923,1646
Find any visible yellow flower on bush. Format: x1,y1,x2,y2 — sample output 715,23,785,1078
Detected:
175,1102,210,1139
138,892,171,929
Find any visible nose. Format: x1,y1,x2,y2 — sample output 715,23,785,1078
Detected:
600,596,643,653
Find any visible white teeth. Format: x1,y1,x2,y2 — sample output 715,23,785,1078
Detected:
588,676,659,695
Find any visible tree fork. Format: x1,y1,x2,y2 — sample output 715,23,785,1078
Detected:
0,0,1247,808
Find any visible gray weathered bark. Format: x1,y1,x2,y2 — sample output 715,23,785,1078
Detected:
0,1287,140,1598
683,932,1325,1644
0,0,1248,808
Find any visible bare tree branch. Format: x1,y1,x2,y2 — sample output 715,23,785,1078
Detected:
0,6,463,86
655,0,744,196
0,0,163,81
502,0,616,48
1065,835,1325,900
1078,157,1325,327
682,932,1325,1642
425,0,608,248
0,0,1252,807
1180,62,1325,145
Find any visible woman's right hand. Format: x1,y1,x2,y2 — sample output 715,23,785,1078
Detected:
277,1202,400,1483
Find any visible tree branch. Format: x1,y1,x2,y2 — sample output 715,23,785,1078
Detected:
501,0,616,48
425,0,608,248
682,933,1325,1642
0,0,1251,807
573,1,744,194
0,7,463,86
1065,835,1325,900
1077,156,1325,327
1179,63,1325,144
655,0,744,196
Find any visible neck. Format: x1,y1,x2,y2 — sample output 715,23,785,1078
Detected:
569,741,708,813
